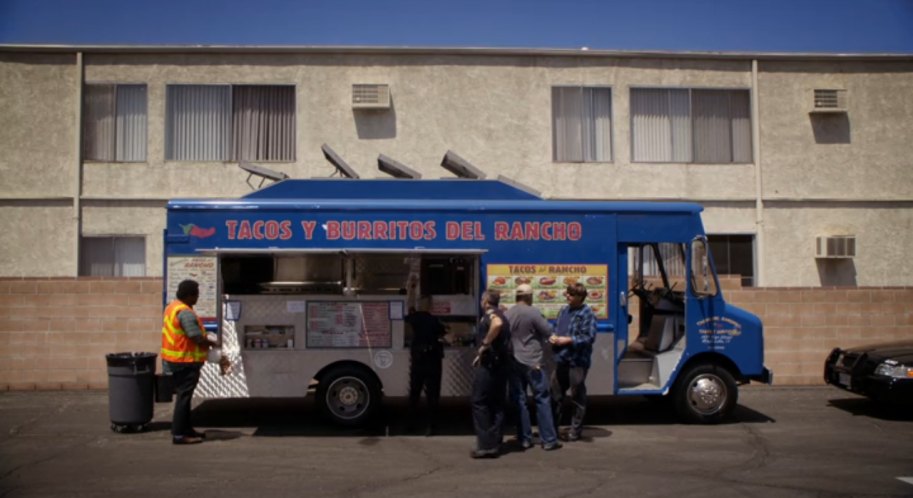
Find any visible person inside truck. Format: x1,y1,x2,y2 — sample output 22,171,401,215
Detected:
549,282,597,442
405,295,447,436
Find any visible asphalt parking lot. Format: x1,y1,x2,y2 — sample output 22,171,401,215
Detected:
1,386,911,497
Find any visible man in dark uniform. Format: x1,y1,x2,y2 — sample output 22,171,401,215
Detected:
405,295,446,436
470,288,511,459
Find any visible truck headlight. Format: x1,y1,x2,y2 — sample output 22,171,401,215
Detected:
874,360,913,379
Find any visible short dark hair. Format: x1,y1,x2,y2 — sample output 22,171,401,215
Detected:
566,283,587,299
176,280,200,300
483,288,501,307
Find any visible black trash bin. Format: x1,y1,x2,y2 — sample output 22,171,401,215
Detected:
105,352,157,433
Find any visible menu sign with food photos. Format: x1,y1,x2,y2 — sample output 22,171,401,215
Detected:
486,264,609,319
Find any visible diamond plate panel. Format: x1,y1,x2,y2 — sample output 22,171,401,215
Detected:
196,310,250,398
442,348,476,396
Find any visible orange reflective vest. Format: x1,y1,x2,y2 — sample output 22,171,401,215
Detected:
161,300,208,363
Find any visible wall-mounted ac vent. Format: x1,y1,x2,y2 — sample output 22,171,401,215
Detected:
816,235,855,259
352,84,390,109
810,89,847,113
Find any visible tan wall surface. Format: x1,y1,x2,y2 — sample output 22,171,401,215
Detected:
0,204,75,277
1,50,912,286
79,53,758,201
1,277,910,391
763,203,913,287
0,53,78,198
758,61,913,201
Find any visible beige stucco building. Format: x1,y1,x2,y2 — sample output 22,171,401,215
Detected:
1,45,911,287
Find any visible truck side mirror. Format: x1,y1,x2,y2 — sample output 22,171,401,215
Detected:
690,237,718,298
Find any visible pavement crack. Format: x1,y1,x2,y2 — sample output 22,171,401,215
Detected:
740,424,772,471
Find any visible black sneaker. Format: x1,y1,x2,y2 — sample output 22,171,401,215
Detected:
542,442,563,451
520,440,533,450
172,435,203,445
470,448,500,459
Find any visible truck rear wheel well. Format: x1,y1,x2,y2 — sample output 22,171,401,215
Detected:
679,353,744,383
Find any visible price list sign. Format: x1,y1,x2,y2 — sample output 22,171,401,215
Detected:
306,301,392,348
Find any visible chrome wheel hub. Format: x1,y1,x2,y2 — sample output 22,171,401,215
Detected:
688,375,726,415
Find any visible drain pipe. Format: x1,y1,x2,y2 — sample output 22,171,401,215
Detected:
73,51,84,276
752,59,764,286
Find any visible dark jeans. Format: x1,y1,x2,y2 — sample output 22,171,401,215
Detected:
551,363,588,438
471,362,508,452
409,356,442,426
168,362,203,437
508,360,558,445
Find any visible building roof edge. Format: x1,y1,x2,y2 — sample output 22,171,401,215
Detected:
1,44,911,61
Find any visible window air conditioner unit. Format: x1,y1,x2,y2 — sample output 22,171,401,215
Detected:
816,235,856,259
352,84,390,109
810,89,847,114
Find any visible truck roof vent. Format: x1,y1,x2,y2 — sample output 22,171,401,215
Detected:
239,161,289,189
321,144,360,179
353,84,391,109
378,154,421,179
441,150,486,179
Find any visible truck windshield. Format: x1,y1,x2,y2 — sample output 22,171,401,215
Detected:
632,243,686,292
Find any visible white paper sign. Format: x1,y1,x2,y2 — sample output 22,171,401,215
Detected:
166,256,217,319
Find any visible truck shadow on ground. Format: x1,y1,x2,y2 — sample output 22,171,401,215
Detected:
826,397,913,421
188,395,775,438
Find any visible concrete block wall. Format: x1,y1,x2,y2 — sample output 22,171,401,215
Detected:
0,278,161,390
727,284,913,386
0,277,910,390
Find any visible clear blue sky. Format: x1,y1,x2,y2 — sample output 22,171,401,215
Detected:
1,0,912,53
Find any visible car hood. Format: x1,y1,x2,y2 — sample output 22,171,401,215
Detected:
844,340,913,363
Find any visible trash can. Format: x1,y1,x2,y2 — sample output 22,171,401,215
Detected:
105,352,157,433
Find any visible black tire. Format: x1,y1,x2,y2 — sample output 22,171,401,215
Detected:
316,366,382,427
672,363,738,424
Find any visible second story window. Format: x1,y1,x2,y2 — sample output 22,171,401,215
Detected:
79,236,146,277
552,86,612,162
83,84,148,162
631,88,751,163
165,84,295,162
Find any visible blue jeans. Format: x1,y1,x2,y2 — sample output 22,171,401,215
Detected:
509,360,558,446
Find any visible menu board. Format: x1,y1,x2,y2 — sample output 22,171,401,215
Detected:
166,256,218,320
486,264,609,320
306,301,392,348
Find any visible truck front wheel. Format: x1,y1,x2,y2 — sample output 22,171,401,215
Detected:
316,366,381,427
673,364,738,424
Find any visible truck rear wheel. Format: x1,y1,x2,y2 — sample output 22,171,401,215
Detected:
673,364,738,424
316,366,381,427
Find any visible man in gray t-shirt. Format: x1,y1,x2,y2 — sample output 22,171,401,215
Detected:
505,284,561,450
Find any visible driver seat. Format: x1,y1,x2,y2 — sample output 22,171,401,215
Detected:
628,315,676,356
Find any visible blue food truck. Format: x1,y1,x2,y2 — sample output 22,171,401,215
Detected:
164,177,771,426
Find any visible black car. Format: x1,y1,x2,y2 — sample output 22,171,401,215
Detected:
824,340,913,405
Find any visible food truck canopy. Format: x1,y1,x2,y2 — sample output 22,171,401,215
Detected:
168,179,703,216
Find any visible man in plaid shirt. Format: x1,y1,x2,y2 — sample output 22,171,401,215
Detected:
549,282,597,441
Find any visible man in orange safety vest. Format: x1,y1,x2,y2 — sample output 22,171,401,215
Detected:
162,279,219,445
